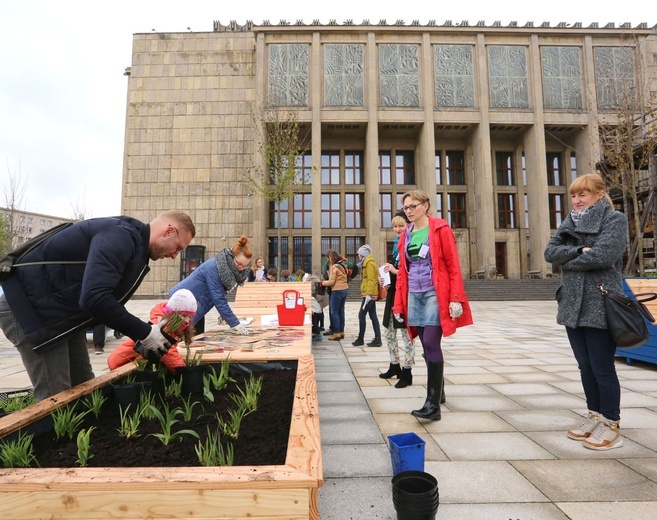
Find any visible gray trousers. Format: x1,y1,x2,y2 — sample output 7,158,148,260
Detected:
0,294,94,401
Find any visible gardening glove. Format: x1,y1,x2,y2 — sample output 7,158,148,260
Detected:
232,324,250,335
394,313,404,323
140,324,172,361
449,302,463,320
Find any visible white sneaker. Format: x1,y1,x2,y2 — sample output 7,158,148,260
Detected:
567,411,600,440
583,417,623,450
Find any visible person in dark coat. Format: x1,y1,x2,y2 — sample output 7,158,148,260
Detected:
379,211,415,388
544,173,627,450
0,210,195,401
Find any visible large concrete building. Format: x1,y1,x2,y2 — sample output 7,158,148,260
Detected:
121,19,657,296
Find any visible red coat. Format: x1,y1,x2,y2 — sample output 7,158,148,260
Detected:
392,216,473,339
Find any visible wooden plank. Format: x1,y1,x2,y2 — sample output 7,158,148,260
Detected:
233,282,312,315
0,488,310,519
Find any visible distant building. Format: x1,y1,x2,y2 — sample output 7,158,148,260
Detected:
1,207,70,247
121,19,657,296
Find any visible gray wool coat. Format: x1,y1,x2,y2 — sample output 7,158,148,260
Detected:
544,200,627,330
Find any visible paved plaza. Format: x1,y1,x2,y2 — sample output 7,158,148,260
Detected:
1,299,657,519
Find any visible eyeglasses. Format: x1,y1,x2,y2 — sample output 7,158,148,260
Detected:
233,258,248,269
169,226,186,254
402,202,423,213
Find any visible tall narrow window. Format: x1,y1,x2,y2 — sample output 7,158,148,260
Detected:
345,193,364,228
269,200,289,229
570,151,578,183
496,152,514,186
549,194,565,228
395,151,415,185
446,151,465,185
448,194,467,228
435,154,442,185
321,194,341,228
268,237,289,270
321,152,340,184
292,237,313,273
435,193,443,219
546,152,563,186
345,151,364,184
497,194,516,228
296,153,313,185
293,194,312,228
379,152,392,185
345,237,365,267
521,152,527,186
380,193,393,228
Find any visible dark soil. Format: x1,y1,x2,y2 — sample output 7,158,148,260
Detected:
29,364,297,468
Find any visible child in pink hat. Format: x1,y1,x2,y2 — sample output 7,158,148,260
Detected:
108,289,197,373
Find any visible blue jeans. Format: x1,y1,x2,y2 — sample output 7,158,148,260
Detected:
357,297,381,341
566,326,621,421
0,295,94,401
329,289,348,334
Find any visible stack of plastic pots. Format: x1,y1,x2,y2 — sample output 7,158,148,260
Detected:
391,470,439,520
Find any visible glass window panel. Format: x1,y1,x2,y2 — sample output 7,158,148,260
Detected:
435,153,442,185
495,152,514,186
345,193,364,229
321,193,341,228
380,193,392,228
448,193,466,228
345,151,364,184
379,152,392,185
446,151,465,185
293,193,312,228
321,152,340,184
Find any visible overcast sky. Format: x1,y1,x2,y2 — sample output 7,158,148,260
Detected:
0,1,651,220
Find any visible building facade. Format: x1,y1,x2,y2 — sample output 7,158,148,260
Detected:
0,207,70,249
121,20,657,296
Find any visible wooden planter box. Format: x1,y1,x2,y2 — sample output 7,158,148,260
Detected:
618,278,657,366
0,355,322,520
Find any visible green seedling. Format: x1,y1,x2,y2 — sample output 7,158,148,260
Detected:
117,405,142,440
137,390,158,420
148,404,199,445
179,395,203,422
230,374,263,415
195,427,234,467
82,389,107,419
52,405,89,441
184,344,204,366
202,376,215,403
76,427,95,467
165,377,183,399
0,432,38,468
217,407,245,440
1,393,36,413
204,357,234,392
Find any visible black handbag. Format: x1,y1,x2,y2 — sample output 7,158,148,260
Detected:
591,274,657,349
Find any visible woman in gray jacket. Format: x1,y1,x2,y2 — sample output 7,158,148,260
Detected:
544,173,627,451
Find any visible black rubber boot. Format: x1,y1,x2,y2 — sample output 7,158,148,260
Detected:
441,379,446,404
395,367,413,388
379,363,402,379
411,361,444,420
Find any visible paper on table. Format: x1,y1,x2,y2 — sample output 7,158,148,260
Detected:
379,265,391,287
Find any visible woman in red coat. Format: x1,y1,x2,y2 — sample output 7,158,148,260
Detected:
392,190,473,420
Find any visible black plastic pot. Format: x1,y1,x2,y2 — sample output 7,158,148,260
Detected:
111,381,152,411
177,365,208,395
391,471,439,520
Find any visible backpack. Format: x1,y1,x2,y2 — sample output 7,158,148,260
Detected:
0,222,83,283
338,258,359,281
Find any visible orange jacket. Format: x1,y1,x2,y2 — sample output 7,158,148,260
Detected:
107,302,185,373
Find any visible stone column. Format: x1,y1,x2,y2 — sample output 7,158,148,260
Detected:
524,34,551,276
311,32,323,274
418,32,436,198
365,32,380,248
473,33,496,276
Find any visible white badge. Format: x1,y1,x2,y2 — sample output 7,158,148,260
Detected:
419,244,429,258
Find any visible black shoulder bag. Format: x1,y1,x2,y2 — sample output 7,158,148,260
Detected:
590,273,657,349
0,222,85,283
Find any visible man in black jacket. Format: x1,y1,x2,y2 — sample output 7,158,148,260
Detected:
0,210,195,400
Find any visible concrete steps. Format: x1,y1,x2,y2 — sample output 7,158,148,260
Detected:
463,279,561,301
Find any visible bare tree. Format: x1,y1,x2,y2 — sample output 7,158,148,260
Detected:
1,162,30,249
598,103,657,275
244,110,312,271
68,188,90,221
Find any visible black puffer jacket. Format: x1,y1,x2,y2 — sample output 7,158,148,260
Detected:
2,216,152,350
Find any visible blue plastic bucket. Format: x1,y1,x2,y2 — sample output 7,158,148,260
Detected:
388,432,426,475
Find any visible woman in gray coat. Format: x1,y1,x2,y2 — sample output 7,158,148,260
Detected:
544,173,627,451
